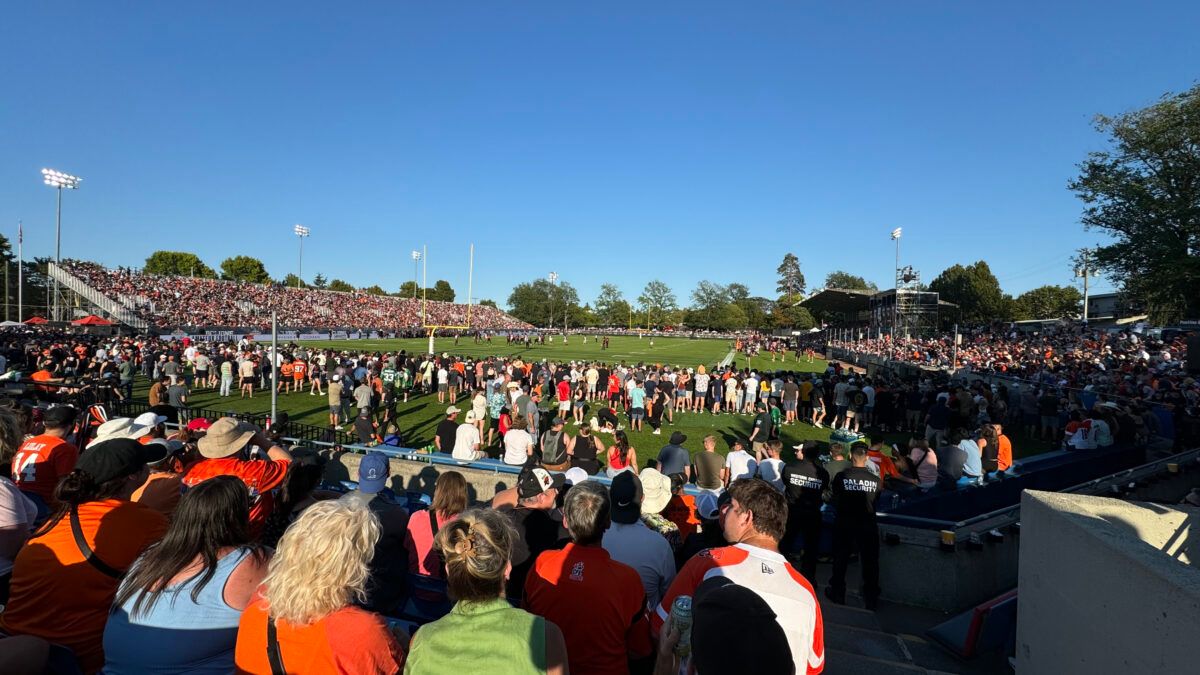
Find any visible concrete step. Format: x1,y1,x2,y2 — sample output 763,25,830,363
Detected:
826,624,910,662
898,634,966,674
824,649,928,675
820,601,885,631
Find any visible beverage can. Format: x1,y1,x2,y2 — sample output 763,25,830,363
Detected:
670,595,693,657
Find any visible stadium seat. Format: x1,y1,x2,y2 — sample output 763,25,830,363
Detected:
926,589,1018,658
396,574,453,625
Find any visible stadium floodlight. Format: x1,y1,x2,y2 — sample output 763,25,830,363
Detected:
411,250,422,299
547,272,559,329
41,168,82,321
891,227,902,240
293,225,310,287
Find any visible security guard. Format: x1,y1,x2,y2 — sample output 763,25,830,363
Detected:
826,442,882,610
781,440,829,584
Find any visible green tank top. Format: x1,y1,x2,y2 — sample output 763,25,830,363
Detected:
404,598,547,675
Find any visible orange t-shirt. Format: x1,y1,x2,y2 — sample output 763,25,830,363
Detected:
11,434,79,502
997,435,1013,471
234,596,405,674
661,494,701,540
31,369,55,393
182,457,291,534
280,363,295,378
867,451,900,480
292,362,307,379
0,499,168,673
132,471,184,516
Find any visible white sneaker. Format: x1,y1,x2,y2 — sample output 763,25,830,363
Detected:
652,429,661,435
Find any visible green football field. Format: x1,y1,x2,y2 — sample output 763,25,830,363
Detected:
132,334,1052,461
134,335,840,461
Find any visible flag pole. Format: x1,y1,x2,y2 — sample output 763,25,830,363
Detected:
17,221,23,322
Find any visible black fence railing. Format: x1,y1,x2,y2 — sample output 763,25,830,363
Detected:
110,400,357,446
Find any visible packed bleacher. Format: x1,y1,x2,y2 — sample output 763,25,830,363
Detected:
813,324,1192,408
60,260,532,332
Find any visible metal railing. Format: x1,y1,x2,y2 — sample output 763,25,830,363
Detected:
47,263,150,330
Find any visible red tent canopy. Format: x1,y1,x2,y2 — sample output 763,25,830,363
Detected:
71,315,114,326
24,316,48,325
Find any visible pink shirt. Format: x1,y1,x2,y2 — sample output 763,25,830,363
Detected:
404,510,460,577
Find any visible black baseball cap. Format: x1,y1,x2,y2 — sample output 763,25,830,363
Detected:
43,406,78,427
517,467,565,500
77,438,155,484
610,471,642,524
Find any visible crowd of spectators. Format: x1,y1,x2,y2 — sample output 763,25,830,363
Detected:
60,260,531,332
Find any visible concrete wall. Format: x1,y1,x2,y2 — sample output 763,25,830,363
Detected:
325,451,519,504
877,524,1020,611
1016,490,1200,674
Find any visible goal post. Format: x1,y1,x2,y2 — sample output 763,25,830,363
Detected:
420,243,474,353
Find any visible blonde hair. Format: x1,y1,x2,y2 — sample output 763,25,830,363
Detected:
262,499,381,625
436,508,514,603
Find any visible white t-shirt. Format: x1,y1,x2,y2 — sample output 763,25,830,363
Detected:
0,477,37,575
503,429,534,466
725,450,758,482
757,458,786,492
437,368,449,385
452,423,482,461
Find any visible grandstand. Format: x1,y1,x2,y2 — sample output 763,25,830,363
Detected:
50,260,532,332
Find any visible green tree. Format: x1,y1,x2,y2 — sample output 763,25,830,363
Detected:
824,271,877,291
637,280,677,327
1069,84,1200,323
478,299,498,308
776,253,806,296
929,261,1006,323
594,283,632,326
1012,285,1083,320
687,281,732,329
281,273,307,288
311,273,328,290
328,279,354,293
430,280,455,302
712,302,749,330
772,293,816,329
364,284,388,296
507,278,581,327
144,251,216,278
397,281,419,298
219,256,270,283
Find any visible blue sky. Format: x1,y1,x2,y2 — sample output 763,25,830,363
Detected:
2,2,1197,309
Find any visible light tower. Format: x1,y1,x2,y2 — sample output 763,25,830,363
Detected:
41,168,82,321
293,224,310,287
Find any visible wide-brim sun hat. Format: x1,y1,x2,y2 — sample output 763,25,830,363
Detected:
87,418,152,448
639,467,673,515
197,417,259,459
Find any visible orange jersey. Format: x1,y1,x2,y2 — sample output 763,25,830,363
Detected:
291,361,307,378
235,595,405,674
0,500,167,673
280,363,294,378
182,457,290,534
11,434,78,502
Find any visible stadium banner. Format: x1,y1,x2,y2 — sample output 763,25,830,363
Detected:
251,333,274,341
298,332,330,340
348,332,362,339
369,331,381,339
331,330,348,339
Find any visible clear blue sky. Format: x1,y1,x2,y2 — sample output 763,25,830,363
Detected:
2,1,1197,309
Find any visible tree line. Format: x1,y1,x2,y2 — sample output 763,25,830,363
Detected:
138,251,476,303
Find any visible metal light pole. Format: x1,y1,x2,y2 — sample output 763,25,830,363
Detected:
41,168,82,322
293,224,310,287
890,227,902,339
411,250,421,299
547,271,558,330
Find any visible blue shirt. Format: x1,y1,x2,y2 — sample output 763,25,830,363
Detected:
959,439,983,477
656,444,690,476
102,548,253,675
630,387,646,408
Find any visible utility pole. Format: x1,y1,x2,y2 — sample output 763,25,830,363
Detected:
1075,248,1093,323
